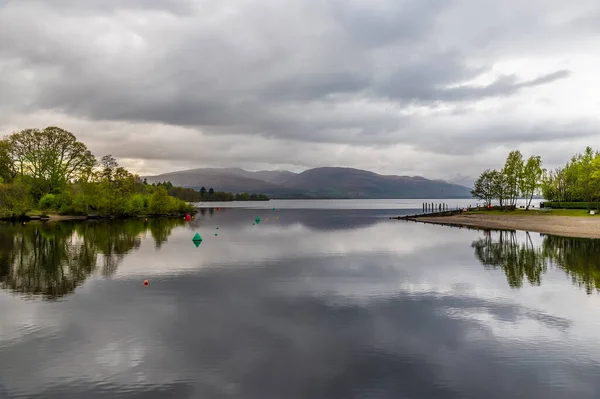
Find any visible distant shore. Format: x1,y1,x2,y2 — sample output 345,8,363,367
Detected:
2,211,198,223
414,212,600,239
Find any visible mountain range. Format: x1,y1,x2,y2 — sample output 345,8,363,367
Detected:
143,167,473,199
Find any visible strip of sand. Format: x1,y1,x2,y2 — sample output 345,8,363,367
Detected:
415,213,600,239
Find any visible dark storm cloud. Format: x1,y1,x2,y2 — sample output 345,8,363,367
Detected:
0,0,597,169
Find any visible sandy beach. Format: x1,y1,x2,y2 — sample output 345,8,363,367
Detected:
415,213,600,239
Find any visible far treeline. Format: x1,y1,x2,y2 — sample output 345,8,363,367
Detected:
0,127,195,219
152,181,269,202
472,147,600,210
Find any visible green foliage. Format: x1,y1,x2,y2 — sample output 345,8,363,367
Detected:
520,155,543,209
542,202,600,210
39,194,56,210
149,186,171,215
542,147,600,202
471,169,495,206
502,150,524,206
0,139,14,184
0,127,195,219
0,182,31,219
126,194,145,215
165,185,269,202
8,127,96,200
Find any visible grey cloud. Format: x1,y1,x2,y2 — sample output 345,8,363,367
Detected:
15,0,196,15
0,0,598,170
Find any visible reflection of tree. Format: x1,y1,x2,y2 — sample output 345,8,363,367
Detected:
472,230,546,288
148,218,184,248
542,235,600,294
0,218,183,299
472,230,600,294
0,223,95,300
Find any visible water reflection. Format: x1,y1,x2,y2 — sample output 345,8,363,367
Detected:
0,218,184,300
472,230,600,294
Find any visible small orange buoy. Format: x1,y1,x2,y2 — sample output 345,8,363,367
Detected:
143,280,149,286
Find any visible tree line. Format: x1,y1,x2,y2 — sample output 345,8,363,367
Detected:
471,150,543,209
0,127,194,219
152,181,269,202
472,147,600,209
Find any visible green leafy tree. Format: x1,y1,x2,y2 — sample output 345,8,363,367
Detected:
502,150,524,206
149,186,170,215
519,155,543,210
0,139,15,184
490,169,507,209
7,127,96,200
0,180,31,218
200,187,206,197
471,169,495,206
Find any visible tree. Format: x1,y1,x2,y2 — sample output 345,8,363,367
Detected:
471,169,495,206
502,150,524,206
208,188,214,195
541,167,567,202
7,127,96,199
200,187,206,197
0,139,15,184
100,154,119,183
149,186,170,215
96,155,136,215
490,169,507,209
519,155,543,210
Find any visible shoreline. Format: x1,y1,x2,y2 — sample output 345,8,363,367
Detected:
413,213,600,239
1,211,198,223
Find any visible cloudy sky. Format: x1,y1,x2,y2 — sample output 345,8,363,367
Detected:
1,0,599,181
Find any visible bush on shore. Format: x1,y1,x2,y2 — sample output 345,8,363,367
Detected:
0,127,195,220
542,201,600,210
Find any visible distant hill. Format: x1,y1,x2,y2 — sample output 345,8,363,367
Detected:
143,167,472,199
281,167,472,198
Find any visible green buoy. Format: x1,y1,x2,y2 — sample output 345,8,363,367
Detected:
215,233,218,236
193,240,202,248
255,216,260,224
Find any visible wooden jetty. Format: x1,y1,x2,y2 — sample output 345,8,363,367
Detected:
390,208,464,220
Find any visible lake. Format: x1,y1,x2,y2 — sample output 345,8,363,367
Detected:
1,199,599,398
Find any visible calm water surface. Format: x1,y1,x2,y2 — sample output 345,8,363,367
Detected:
0,203,599,398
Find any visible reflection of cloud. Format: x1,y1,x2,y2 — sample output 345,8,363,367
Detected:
114,210,484,277
2,212,600,397
1,267,598,398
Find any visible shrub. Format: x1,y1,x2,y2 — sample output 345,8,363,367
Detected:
126,194,145,215
148,187,170,215
542,202,600,209
0,183,31,219
39,193,56,210
68,195,89,215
